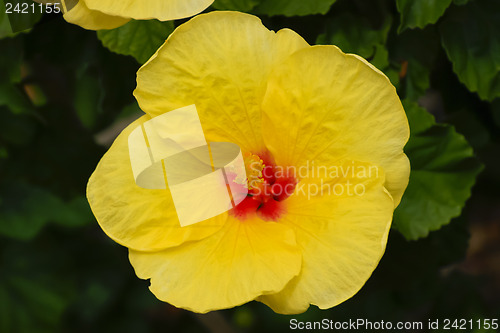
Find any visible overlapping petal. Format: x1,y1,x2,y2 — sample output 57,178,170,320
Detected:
62,0,130,30
129,217,302,313
87,116,226,252
261,46,410,206
61,0,213,30
84,0,214,21
134,11,309,153
259,161,394,313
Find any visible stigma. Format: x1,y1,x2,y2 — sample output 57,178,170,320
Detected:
230,152,297,221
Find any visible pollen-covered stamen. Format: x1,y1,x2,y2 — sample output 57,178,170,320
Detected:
243,152,265,190
231,152,297,221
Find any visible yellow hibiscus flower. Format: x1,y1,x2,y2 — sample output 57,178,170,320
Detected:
87,11,410,314
59,0,214,30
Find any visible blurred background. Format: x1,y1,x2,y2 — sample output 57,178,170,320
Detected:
0,0,499,332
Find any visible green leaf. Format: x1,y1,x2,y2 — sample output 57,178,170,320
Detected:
0,37,35,114
393,101,483,240
390,28,440,100
397,0,452,32
447,108,491,149
212,0,261,11
3,0,43,34
253,0,336,17
0,182,93,240
317,12,402,86
317,13,391,67
0,6,15,39
370,44,390,71
404,60,430,100
97,19,174,64
440,0,500,101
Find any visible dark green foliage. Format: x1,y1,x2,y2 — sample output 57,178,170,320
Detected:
393,101,483,240
396,0,452,32
97,20,175,64
440,0,500,101
0,0,498,331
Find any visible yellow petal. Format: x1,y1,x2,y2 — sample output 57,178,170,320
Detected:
258,163,394,314
83,0,214,21
134,11,309,153
87,115,225,252
62,0,130,30
262,45,410,207
129,217,302,313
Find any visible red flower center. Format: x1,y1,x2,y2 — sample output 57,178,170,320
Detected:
230,152,297,221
